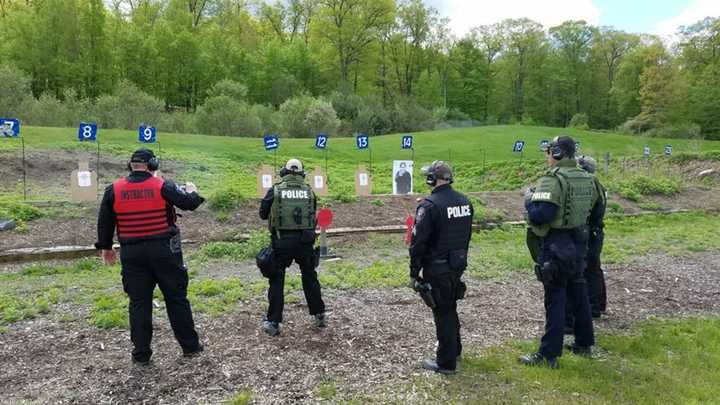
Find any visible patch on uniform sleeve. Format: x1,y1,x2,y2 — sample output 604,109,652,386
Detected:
415,206,426,224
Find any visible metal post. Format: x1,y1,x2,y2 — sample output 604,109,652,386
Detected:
96,141,101,197
369,148,373,172
324,148,328,183
604,152,610,177
320,228,328,257
273,149,277,170
21,137,27,201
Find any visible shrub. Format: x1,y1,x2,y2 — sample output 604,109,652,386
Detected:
0,198,43,223
207,182,246,212
392,97,433,132
0,66,31,117
93,80,164,130
615,175,682,201
645,123,702,139
354,97,394,135
520,113,537,126
19,93,70,127
206,79,248,102
569,113,589,130
196,95,262,137
157,111,197,134
329,91,364,121
252,104,281,136
280,95,339,137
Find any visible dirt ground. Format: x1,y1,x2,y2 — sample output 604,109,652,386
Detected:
0,252,718,404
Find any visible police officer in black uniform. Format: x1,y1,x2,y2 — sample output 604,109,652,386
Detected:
520,136,597,368
410,161,474,375
259,159,326,336
578,155,607,317
95,149,204,366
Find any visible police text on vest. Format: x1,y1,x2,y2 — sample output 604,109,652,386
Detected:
447,205,471,219
281,190,309,199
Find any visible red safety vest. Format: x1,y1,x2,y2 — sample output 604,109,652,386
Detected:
113,176,171,241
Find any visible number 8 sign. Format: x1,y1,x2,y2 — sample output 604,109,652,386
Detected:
139,126,157,143
78,123,97,142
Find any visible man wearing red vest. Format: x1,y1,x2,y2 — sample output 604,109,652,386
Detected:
95,149,204,366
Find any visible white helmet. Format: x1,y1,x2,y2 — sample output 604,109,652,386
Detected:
285,158,303,173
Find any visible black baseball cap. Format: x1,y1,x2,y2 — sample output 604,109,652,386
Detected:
130,148,155,163
550,136,576,158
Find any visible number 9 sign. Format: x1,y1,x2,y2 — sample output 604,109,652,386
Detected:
139,126,157,143
78,123,97,142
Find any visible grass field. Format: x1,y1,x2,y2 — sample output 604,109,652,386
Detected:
1,125,718,199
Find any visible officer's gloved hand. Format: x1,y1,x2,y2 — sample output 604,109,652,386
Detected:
185,182,198,194
524,187,535,207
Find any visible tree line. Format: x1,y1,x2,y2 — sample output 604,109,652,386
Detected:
0,0,718,138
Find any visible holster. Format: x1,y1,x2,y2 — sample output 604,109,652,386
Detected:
417,281,437,309
256,246,275,278
456,281,467,300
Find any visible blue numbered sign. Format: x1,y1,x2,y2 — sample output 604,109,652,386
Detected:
356,134,369,150
0,118,20,137
315,133,328,149
643,146,651,157
402,135,413,150
513,140,525,153
138,126,157,143
78,123,98,142
539,139,549,150
264,135,279,150
664,145,672,156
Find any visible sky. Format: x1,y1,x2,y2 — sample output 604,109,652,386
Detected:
426,0,720,39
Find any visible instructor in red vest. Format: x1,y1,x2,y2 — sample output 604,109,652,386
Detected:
95,148,204,366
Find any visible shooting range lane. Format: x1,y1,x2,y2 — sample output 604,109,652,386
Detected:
0,251,718,403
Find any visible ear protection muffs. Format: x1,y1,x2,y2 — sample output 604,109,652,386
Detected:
147,157,159,171
426,172,437,187
550,144,564,160
127,155,160,171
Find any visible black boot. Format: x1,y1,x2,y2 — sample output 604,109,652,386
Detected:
519,352,558,369
564,343,593,358
422,359,456,375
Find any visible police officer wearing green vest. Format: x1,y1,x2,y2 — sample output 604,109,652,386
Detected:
520,136,598,368
259,159,326,336
577,155,608,317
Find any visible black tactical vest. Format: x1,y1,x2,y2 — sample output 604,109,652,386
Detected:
424,186,474,260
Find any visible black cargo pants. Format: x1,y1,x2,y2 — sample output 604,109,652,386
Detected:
425,262,462,371
120,239,200,362
266,230,325,323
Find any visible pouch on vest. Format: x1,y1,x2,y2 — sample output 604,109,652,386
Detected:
170,231,182,254
448,249,468,272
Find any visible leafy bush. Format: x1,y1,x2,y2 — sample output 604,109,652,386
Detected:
252,104,281,136
0,199,42,223
93,80,164,130
19,93,70,127
157,111,197,134
206,79,248,102
196,95,262,137
392,97,433,132
0,66,31,116
91,293,129,329
569,113,589,130
329,90,364,121
196,231,270,262
207,181,246,212
645,123,702,139
615,175,682,201
669,150,720,164
354,97,394,135
280,95,340,137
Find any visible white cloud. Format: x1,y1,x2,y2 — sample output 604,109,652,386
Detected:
653,0,720,40
436,0,602,37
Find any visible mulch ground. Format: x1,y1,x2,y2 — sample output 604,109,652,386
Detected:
1,252,718,404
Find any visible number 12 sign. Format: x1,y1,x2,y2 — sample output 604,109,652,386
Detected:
316,133,328,149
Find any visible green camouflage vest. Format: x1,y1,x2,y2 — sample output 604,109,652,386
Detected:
270,174,316,231
529,159,596,236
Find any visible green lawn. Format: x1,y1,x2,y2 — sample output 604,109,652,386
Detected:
358,317,720,404
1,125,718,198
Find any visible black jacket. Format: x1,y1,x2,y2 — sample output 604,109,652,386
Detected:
409,184,474,277
95,171,204,249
